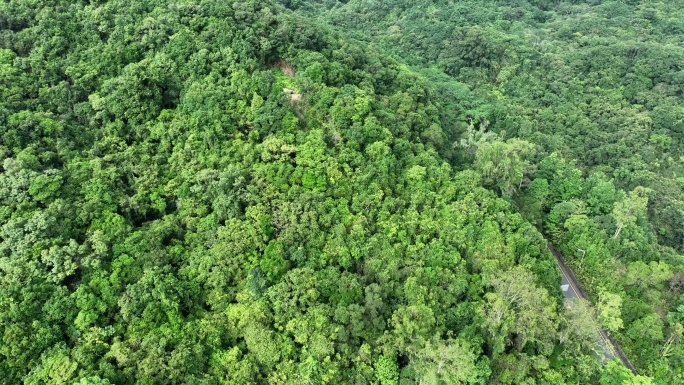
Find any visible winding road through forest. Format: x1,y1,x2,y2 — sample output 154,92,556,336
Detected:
548,243,638,375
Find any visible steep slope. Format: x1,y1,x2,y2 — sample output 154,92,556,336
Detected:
283,0,684,382
0,1,608,384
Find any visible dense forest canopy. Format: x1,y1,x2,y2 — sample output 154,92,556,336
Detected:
0,0,682,384
285,0,684,382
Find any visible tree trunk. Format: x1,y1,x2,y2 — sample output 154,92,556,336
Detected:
613,225,622,239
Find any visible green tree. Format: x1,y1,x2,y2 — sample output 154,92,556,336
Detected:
374,354,399,385
612,187,649,239
474,138,534,195
597,289,624,333
406,337,485,385
601,360,654,385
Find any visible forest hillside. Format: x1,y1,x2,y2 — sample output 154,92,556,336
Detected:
0,0,682,384
284,0,684,383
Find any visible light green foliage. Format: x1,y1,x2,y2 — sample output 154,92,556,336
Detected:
601,361,654,385
560,298,601,353
406,337,485,385
537,153,583,205
390,304,436,356
375,354,399,385
482,266,557,355
597,289,624,333
474,138,533,195
24,344,77,385
611,187,650,239
584,173,620,216
528,178,550,206
74,377,113,385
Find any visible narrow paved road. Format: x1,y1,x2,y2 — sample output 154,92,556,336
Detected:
558,256,616,362
548,243,638,374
